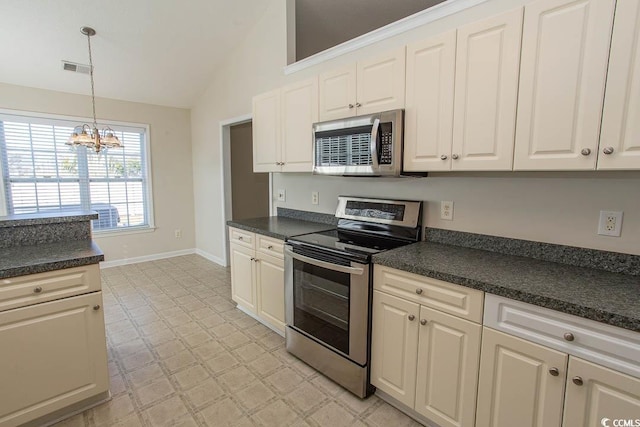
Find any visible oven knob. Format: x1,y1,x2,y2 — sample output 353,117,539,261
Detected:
408,314,415,321
415,288,423,295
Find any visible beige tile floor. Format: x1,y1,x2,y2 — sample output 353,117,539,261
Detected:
53,255,421,427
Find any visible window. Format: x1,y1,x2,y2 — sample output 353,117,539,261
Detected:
0,111,153,232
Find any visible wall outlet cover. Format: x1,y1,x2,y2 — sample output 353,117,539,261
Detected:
311,191,319,205
441,201,454,221
598,210,623,237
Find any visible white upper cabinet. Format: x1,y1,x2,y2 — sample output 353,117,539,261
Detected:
319,65,358,121
281,78,317,172
252,78,317,173
319,48,406,121
451,8,523,171
356,48,406,116
513,0,616,170
404,31,457,172
598,0,640,170
252,89,281,173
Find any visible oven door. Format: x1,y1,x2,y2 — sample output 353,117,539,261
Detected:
284,245,370,365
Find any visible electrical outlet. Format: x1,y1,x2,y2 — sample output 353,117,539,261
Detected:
441,201,454,221
311,191,319,205
598,211,623,237
174,229,182,238
277,189,286,202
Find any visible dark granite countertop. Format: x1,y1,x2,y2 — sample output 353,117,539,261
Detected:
373,241,640,332
227,217,335,240
0,240,104,279
0,211,98,228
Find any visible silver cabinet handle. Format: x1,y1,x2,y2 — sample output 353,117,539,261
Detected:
348,104,354,109
238,236,244,241
93,304,101,311
415,288,423,295
267,245,273,250
408,314,415,321
250,257,255,261
440,155,448,160
581,148,591,156
356,102,362,108
603,147,614,155
284,246,364,275
452,154,459,160
420,319,428,325
549,367,560,376
564,332,575,342
33,286,43,293
572,376,583,386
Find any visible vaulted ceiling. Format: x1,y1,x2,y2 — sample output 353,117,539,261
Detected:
0,0,273,108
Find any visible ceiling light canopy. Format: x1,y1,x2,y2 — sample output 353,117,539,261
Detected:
67,26,122,153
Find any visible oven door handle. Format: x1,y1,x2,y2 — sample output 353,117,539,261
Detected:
284,247,364,275
370,118,380,170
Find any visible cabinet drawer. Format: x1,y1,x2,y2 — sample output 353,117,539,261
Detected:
373,265,484,323
0,264,101,312
256,234,284,259
484,294,640,379
229,227,255,249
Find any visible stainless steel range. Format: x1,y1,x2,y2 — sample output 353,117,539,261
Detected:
284,196,422,398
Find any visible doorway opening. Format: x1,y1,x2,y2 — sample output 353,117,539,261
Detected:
220,114,271,266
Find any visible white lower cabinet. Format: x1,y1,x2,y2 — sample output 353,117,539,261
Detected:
371,265,483,427
0,291,109,427
229,227,285,333
476,327,567,427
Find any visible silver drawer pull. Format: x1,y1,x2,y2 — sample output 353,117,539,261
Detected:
355,102,362,108
549,367,559,376
452,154,459,160
348,104,354,109
572,376,583,386
440,155,448,160
603,146,614,155
415,288,423,295
93,305,101,311
580,148,591,156
33,286,43,293
420,319,428,325
238,236,244,241
408,314,415,321
563,332,575,342
267,245,274,250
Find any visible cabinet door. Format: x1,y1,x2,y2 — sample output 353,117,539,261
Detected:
598,0,640,170
476,328,567,427
563,357,640,426
404,31,456,172
281,78,317,172
451,8,523,171
252,89,281,172
370,290,419,407
415,306,481,427
0,292,108,427
256,252,285,333
513,0,616,170
356,47,406,116
230,242,256,313
319,64,357,121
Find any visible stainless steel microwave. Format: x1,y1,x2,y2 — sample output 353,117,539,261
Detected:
312,109,403,176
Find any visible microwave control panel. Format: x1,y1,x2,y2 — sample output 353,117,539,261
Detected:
379,122,393,165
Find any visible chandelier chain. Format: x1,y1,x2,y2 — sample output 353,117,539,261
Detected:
86,31,97,128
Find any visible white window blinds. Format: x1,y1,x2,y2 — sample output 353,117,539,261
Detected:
0,112,152,232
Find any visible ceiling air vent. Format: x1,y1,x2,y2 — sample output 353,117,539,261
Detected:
61,60,91,75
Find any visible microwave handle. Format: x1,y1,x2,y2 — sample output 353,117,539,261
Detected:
370,118,380,169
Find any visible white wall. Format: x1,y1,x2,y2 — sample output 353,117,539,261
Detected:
0,82,196,262
191,0,640,260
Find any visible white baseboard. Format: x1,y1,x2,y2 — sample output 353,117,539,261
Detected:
195,248,227,267
100,249,196,269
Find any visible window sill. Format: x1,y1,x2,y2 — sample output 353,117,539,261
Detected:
93,226,156,238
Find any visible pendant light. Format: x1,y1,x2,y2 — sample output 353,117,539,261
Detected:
67,26,122,153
